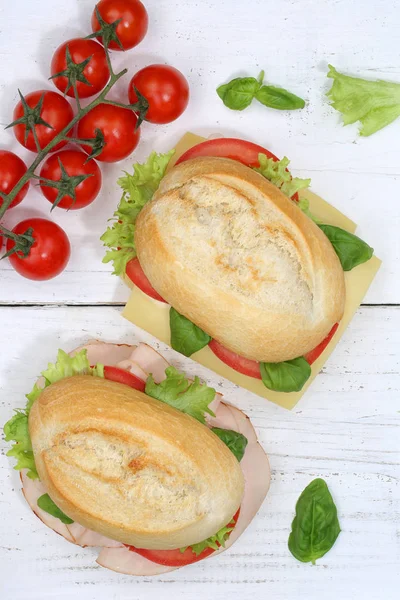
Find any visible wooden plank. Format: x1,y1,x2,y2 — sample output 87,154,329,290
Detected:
0,305,399,599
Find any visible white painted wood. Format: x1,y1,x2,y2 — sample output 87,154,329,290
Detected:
0,0,399,304
0,305,399,599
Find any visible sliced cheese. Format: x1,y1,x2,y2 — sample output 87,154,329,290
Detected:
122,133,381,410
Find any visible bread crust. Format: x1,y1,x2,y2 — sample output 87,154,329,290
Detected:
29,375,244,550
135,157,345,362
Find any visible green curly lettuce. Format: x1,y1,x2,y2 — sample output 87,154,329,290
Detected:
145,366,216,424
327,64,400,136
101,150,175,275
181,515,236,556
254,154,311,199
3,350,104,480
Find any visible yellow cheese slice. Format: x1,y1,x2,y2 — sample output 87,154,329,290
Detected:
122,133,381,409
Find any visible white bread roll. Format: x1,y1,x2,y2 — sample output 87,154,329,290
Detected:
135,157,345,362
29,375,244,550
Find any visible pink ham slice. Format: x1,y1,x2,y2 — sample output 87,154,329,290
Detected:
96,400,270,576
22,341,268,575
115,359,149,381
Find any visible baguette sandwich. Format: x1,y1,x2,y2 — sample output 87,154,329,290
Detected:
102,136,376,397
4,340,270,576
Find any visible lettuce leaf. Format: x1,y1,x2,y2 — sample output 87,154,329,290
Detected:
181,516,236,556
254,154,310,199
145,366,216,424
101,150,175,276
327,64,400,136
3,349,104,480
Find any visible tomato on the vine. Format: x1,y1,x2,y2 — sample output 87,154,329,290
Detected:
40,150,102,210
128,65,190,124
0,150,30,209
6,218,71,281
92,0,148,51
51,38,110,99
77,103,140,162
12,90,73,153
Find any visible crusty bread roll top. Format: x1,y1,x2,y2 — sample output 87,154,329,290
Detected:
29,375,244,550
135,157,345,363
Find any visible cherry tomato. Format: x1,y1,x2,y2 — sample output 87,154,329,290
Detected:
129,65,189,124
126,258,166,302
208,339,262,379
12,90,73,153
40,150,102,210
128,510,240,566
7,218,71,281
103,365,146,392
0,150,30,209
304,323,339,365
51,38,110,99
92,0,148,51
77,104,140,163
177,138,299,201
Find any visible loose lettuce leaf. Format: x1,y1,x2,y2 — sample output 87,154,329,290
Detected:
101,150,175,275
145,366,216,424
37,494,74,525
254,154,311,199
211,428,248,462
169,308,211,357
3,349,104,480
327,64,400,136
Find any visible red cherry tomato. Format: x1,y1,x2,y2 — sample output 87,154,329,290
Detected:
104,365,146,392
77,104,140,163
6,218,71,281
129,65,189,124
40,150,102,210
12,90,73,153
208,340,262,379
304,322,339,365
0,150,30,209
92,0,148,51
126,258,166,302
128,509,240,566
51,38,110,99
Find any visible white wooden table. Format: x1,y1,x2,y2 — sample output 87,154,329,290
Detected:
0,1,399,599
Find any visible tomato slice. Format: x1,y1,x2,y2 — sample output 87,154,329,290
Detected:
208,340,261,379
176,137,278,168
304,322,339,365
127,509,240,567
126,257,167,303
104,365,146,392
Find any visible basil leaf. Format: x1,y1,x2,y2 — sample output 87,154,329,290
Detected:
288,478,341,564
211,428,248,462
219,77,260,111
260,357,311,392
318,224,373,271
37,494,74,525
170,308,211,357
255,85,305,110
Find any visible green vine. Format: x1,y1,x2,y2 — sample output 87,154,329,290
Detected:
0,10,149,257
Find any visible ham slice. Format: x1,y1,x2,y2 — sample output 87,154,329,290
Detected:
22,341,269,576
97,547,177,576
128,343,169,383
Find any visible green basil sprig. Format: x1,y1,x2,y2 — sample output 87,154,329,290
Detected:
170,308,211,357
211,428,248,462
288,478,341,564
217,70,305,112
260,357,311,392
318,224,374,271
37,494,74,525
